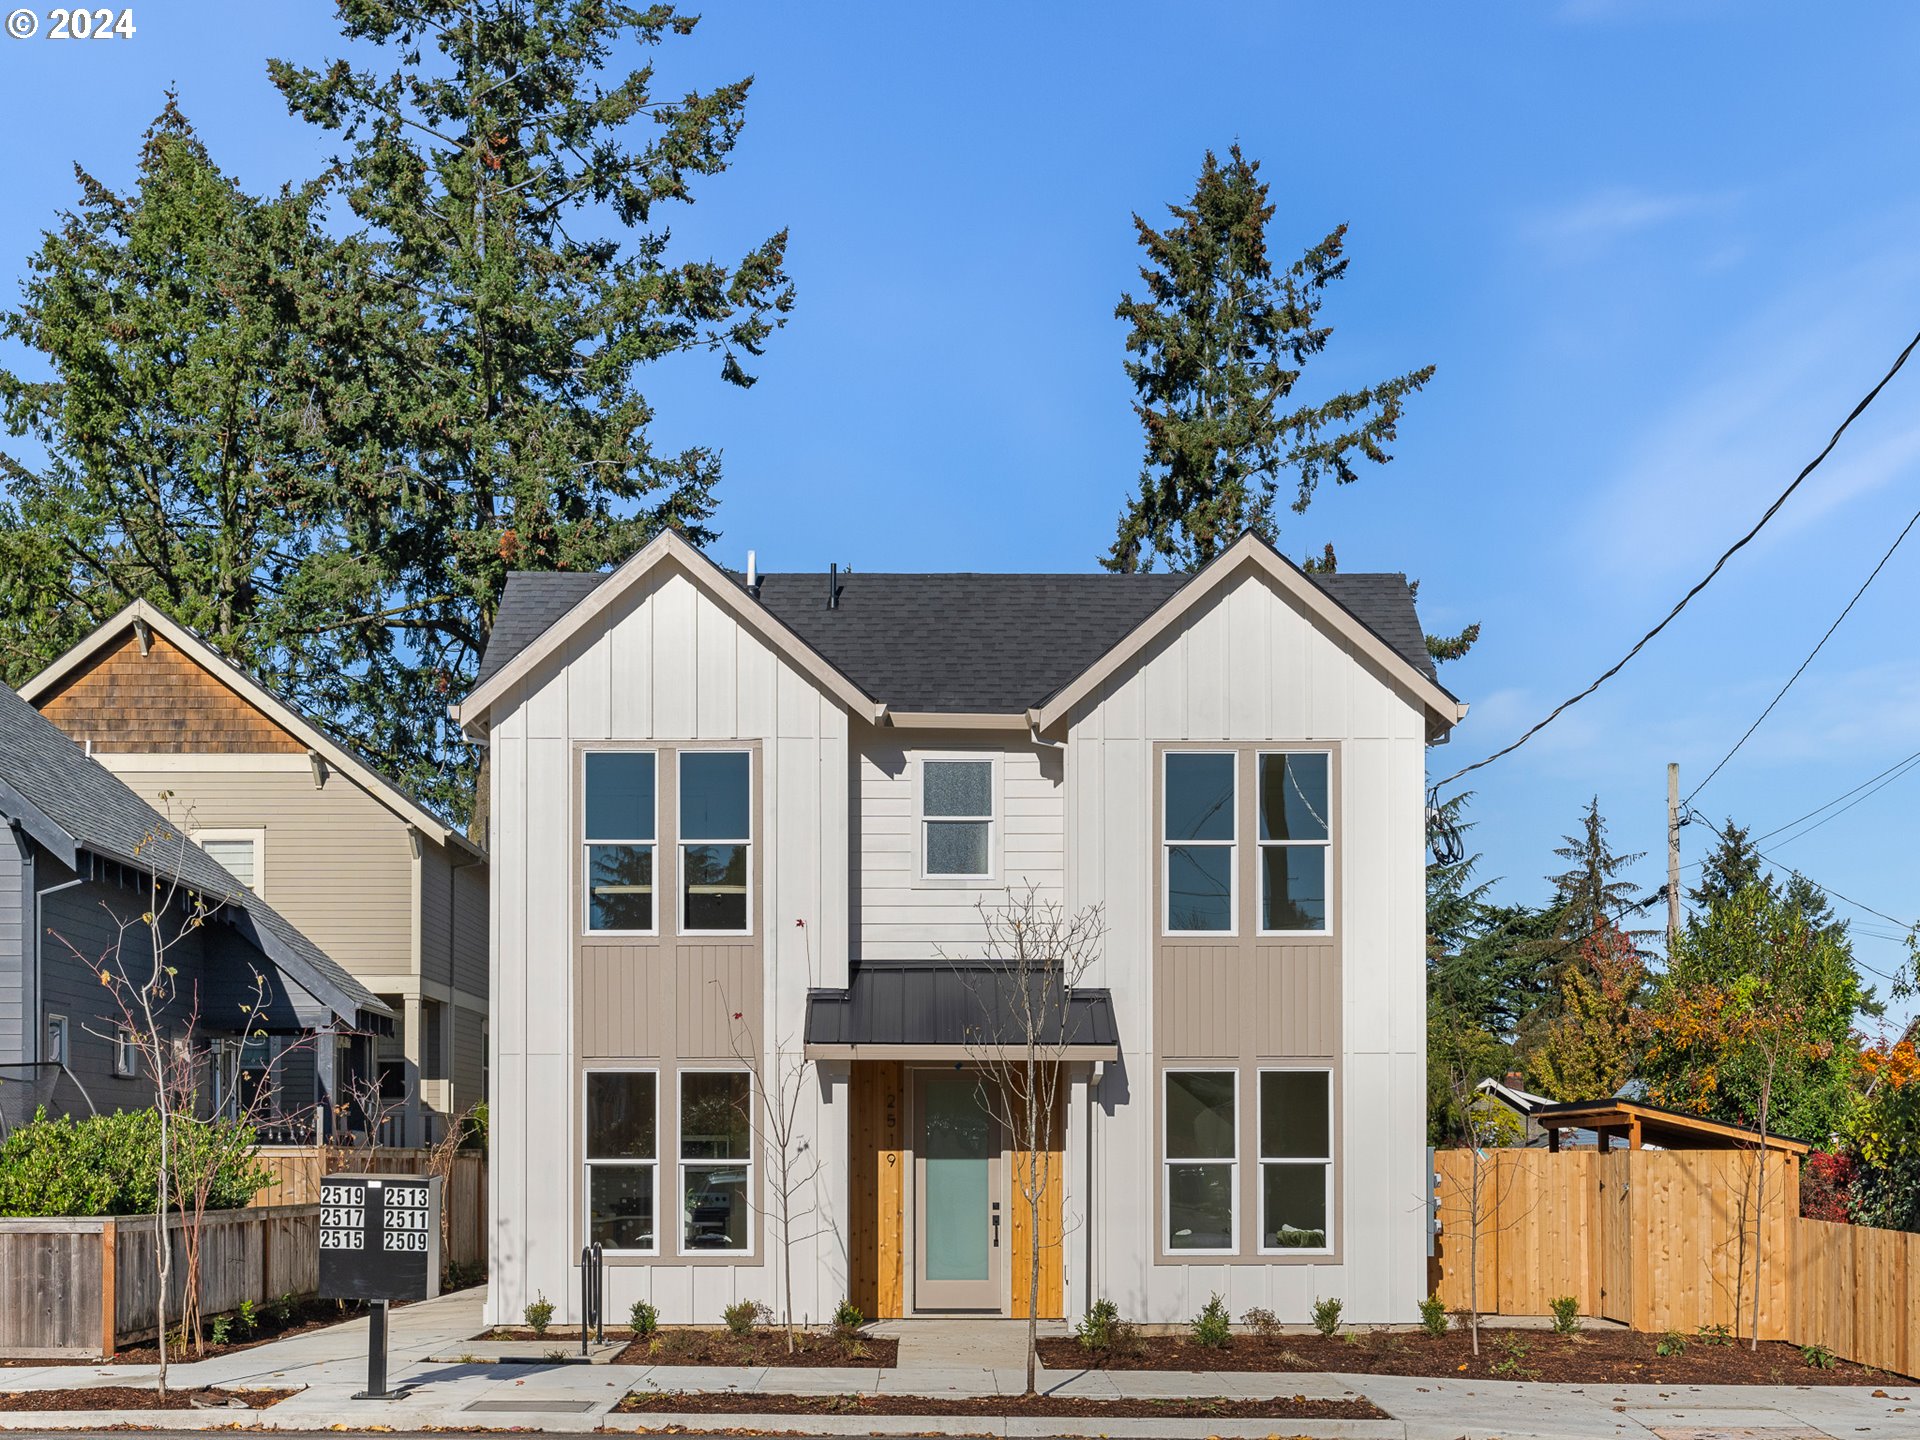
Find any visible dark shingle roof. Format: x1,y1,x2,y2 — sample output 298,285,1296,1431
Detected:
805,960,1119,1052
0,684,386,1023
475,564,1439,713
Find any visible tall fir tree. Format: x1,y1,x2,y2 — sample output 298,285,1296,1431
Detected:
1687,816,1773,913
269,0,795,825
0,99,403,712
1546,796,1650,947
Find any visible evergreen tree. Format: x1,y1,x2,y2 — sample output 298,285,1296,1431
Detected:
0,99,401,710
1103,147,1445,596
1546,796,1650,947
269,0,795,823
1687,817,1773,913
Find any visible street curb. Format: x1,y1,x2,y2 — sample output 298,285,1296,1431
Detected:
602,1414,1410,1438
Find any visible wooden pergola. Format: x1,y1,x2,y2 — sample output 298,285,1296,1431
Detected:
1533,1098,1813,1156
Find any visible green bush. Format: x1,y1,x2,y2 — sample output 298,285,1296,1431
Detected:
723,1299,770,1336
630,1300,658,1336
1655,1330,1687,1358
1190,1293,1233,1348
832,1299,864,1335
0,1108,268,1217
461,1103,489,1154
1549,1295,1579,1335
524,1294,554,1336
1311,1297,1343,1338
1075,1298,1138,1355
1240,1306,1281,1339
1417,1293,1449,1338
1801,1343,1836,1370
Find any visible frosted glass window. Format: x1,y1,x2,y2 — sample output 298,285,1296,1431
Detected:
923,759,993,877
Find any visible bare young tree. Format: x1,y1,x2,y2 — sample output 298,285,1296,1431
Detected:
939,884,1106,1399
1440,1059,1526,1358
719,918,829,1354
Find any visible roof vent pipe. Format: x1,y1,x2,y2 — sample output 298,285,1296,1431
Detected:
827,562,838,610
746,550,760,599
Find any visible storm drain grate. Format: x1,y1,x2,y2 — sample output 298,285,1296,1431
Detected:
463,1399,600,1413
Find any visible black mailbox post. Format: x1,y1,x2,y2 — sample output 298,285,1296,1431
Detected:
318,1174,442,1399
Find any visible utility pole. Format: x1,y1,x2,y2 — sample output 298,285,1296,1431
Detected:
1666,762,1681,951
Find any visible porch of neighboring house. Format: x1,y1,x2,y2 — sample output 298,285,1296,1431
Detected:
1533,1098,1815,1157
807,960,1120,1321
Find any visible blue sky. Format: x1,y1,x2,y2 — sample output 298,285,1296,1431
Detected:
3,2,1919,1015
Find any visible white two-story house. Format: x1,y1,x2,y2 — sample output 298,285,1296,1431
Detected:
457,530,1464,1327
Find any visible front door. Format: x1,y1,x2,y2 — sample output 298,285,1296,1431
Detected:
914,1072,1003,1311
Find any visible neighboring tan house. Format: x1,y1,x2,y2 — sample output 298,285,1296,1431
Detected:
0,684,390,1130
21,603,487,1145
456,530,1464,1326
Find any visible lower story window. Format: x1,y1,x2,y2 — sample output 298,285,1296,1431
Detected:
679,1070,752,1253
1163,1069,1236,1253
1259,1069,1332,1252
586,1071,658,1253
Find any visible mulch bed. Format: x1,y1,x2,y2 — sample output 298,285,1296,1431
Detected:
0,1387,293,1411
479,1327,898,1367
618,1390,1384,1420
1037,1327,1908,1385
2,1295,411,1367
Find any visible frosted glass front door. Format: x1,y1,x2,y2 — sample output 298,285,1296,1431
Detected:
914,1074,1002,1310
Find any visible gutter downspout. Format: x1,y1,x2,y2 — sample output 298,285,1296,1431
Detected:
31,853,87,1121
1086,1058,1105,1316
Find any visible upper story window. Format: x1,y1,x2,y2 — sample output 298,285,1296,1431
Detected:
584,751,657,934
1258,752,1331,933
680,751,751,934
921,757,995,878
200,834,261,893
1163,752,1236,933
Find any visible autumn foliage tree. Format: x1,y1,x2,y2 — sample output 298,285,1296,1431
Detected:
1522,923,1644,1102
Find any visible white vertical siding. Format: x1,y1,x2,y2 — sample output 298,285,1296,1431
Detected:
1066,567,1430,1324
487,565,850,1325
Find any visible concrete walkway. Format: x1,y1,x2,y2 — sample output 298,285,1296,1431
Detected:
0,1294,1912,1437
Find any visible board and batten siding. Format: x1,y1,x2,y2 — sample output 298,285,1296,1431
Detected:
98,764,416,980
853,726,1064,960
1063,564,1428,1324
488,565,851,1326
0,831,26,1070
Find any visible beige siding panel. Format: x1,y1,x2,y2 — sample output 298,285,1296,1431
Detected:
579,946,667,1058
1155,946,1239,1059
106,765,414,980
1253,945,1338,1058
675,944,760,1060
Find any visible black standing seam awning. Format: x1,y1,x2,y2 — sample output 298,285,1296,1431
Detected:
803,960,1120,1060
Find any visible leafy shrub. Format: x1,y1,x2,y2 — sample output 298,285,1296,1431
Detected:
209,1314,232,1346
832,1299,864,1335
270,1291,295,1326
630,1300,658,1336
1801,1343,1836,1370
236,1299,258,1336
1311,1296,1343,1338
1491,1332,1535,1378
524,1294,554,1336
1240,1306,1281,1339
1190,1293,1233,1348
0,1107,268,1216
1417,1293,1449,1338
461,1103,489,1154
1075,1298,1138,1355
1549,1295,1579,1335
723,1299,770,1336
1697,1323,1733,1346
1654,1330,1687,1357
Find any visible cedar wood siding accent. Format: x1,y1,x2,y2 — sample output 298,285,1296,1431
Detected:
36,633,305,754
1064,565,1428,1323
488,564,851,1323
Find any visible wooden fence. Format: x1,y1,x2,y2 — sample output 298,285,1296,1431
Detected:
0,1205,318,1360
1433,1148,1920,1374
250,1146,486,1273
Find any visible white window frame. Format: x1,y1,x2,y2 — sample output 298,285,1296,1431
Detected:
1255,750,1333,938
113,1028,139,1079
1161,1066,1239,1257
1162,750,1238,936
583,1067,660,1258
677,749,753,938
1256,1066,1335,1256
45,1013,69,1067
581,749,659,938
915,752,999,883
675,1066,755,1258
193,827,267,898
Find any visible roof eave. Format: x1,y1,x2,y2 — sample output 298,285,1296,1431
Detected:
0,778,80,868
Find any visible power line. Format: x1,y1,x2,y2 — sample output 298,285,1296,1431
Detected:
1764,754,1920,853
1685,502,1920,804
1433,326,1920,794
1748,746,1920,847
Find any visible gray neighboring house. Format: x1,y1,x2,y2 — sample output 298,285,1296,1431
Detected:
0,682,391,1133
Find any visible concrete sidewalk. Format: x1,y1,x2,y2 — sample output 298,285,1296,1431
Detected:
0,1292,1912,1437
